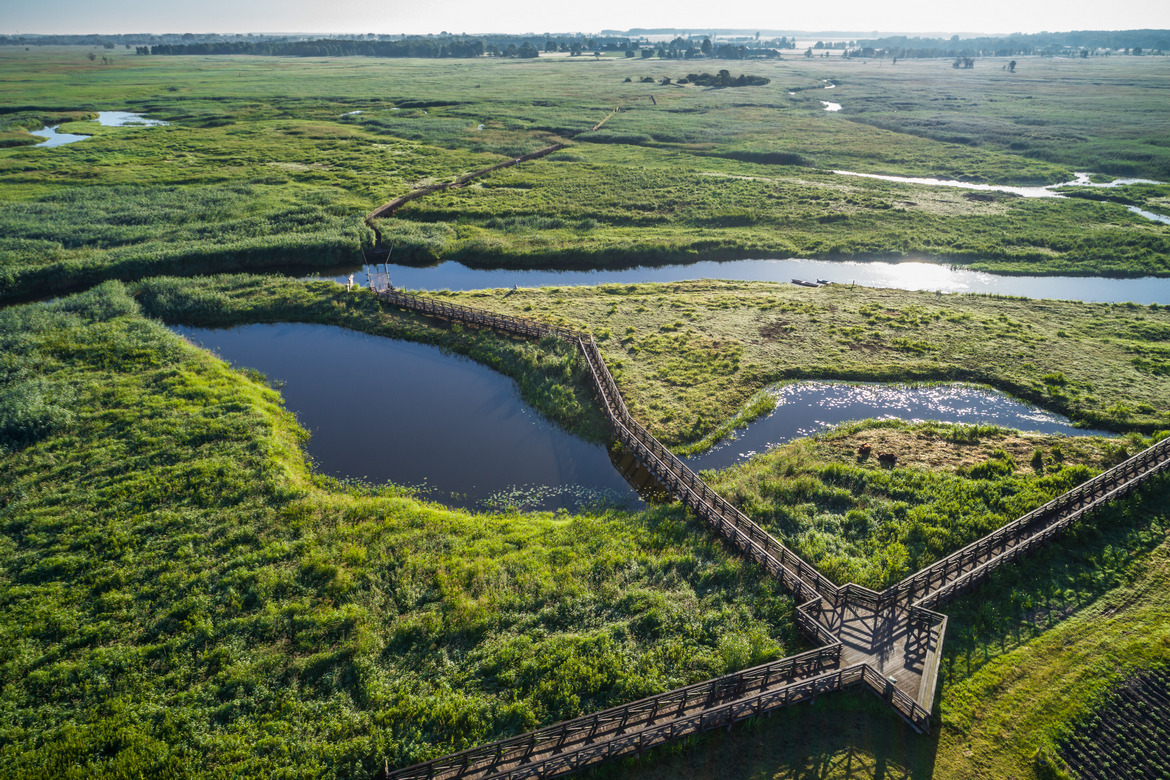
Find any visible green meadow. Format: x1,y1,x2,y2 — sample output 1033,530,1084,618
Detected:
2,48,1170,303
4,274,1167,778
2,44,1170,780
445,280,1170,444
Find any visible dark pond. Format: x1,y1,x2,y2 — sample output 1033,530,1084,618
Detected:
172,322,640,512
313,259,1170,305
173,324,1107,512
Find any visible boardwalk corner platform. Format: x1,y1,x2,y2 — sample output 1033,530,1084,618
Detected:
365,279,1170,780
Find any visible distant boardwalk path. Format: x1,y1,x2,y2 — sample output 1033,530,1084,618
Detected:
369,285,1170,780
365,107,621,223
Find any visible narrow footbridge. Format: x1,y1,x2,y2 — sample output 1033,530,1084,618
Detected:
370,286,1170,780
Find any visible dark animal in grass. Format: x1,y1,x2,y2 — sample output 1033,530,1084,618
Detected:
858,443,872,458
878,452,897,466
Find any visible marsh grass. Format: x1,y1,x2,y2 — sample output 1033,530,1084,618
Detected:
446,279,1170,446
0,281,801,777
4,46,1170,779
3,50,1170,302
701,419,1128,588
3,275,1169,778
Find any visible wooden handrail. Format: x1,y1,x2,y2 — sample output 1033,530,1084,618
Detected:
369,286,1170,777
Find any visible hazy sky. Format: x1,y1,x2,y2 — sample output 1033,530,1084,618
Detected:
5,0,1170,36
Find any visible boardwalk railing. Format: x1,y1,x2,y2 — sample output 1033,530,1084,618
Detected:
374,282,1170,616
383,646,841,780
368,144,568,221
890,434,1170,609
576,336,839,602
370,285,1170,777
495,664,865,780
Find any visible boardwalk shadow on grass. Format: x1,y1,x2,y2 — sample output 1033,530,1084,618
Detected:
592,689,940,780
594,476,1170,780
941,475,1170,686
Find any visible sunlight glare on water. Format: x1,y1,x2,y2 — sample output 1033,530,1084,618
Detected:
685,382,1110,471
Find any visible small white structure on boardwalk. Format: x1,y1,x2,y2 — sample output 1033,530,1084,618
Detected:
366,264,392,293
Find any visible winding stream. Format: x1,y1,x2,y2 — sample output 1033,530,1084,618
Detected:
832,170,1169,224
315,259,1170,305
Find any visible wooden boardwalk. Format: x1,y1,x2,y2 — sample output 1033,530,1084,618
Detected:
369,285,1170,779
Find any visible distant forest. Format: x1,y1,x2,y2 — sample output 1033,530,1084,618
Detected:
853,29,1170,58
144,35,790,60
3,30,1168,60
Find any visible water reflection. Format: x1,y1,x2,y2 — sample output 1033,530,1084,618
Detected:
686,382,1110,472
173,322,641,512
29,125,91,147
316,259,1170,304
832,170,1169,224
29,111,167,147
94,111,168,127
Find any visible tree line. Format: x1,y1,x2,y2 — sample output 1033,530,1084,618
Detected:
851,29,1170,59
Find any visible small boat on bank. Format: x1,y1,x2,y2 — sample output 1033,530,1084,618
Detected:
791,279,821,287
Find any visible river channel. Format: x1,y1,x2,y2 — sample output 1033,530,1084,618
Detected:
173,323,1107,513
316,259,1170,305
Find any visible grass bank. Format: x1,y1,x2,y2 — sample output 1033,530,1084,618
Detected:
0,281,800,777
442,279,1170,446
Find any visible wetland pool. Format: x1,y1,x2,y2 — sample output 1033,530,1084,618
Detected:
173,323,1107,512
832,170,1169,225
686,382,1109,471
29,111,168,147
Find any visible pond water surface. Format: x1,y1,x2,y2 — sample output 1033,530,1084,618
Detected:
28,125,91,147
29,111,167,147
173,323,641,512
172,323,1106,511
685,382,1109,471
318,259,1170,304
832,170,1169,224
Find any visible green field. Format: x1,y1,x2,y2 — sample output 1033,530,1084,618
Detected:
0,283,803,776
3,275,1167,778
2,48,1170,303
2,44,1170,780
